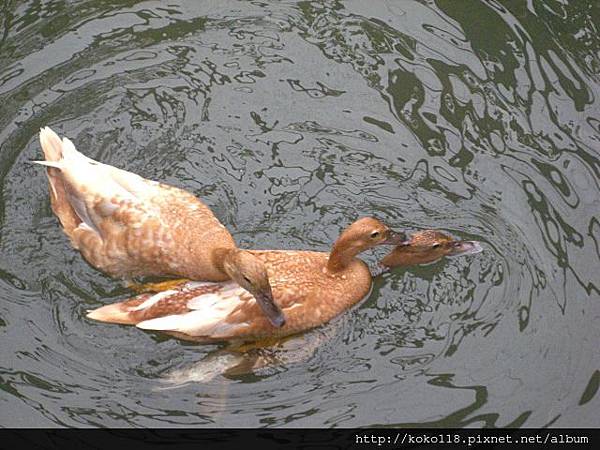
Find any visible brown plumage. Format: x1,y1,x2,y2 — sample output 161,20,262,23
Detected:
37,127,236,280
36,127,285,326
87,217,406,342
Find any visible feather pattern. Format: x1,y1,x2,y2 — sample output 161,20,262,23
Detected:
37,127,236,281
88,251,373,342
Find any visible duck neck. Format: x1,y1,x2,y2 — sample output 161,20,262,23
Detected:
211,247,236,278
327,239,360,273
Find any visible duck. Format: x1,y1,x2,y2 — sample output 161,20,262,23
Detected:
35,126,285,326
156,230,483,381
378,229,483,269
86,217,407,342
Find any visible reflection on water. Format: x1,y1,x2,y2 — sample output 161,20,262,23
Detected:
0,0,599,427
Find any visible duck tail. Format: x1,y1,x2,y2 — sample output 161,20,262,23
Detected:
39,126,66,162
86,301,140,325
35,127,82,236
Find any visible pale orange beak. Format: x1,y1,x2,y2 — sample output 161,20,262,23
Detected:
447,241,483,257
255,289,286,328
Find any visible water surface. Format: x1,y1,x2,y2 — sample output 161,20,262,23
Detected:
1,0,599,427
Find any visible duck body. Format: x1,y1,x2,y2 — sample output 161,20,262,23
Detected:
87,217,405,342
250,250,372,336
37,127,236,281
74,181,236,281
88,250,372,342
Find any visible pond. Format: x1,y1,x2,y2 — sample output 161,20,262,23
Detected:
0,0,599,427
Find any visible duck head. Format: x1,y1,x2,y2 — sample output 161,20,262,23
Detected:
221,249,285,328
327,217,407,272
380,230,483,268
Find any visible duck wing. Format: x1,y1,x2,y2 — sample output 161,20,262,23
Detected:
87,281,256,339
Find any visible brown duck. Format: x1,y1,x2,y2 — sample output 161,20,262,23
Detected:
35,126,284,326
86,217,406,342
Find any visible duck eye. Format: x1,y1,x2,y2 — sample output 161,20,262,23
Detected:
432,243,441,248
370,231,380,239
243,275,252,284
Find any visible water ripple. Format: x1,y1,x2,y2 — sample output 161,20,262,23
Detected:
0,0,598,428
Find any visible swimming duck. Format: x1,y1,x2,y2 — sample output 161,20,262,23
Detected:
35,127,284,326
379,229,483,268
86,217,406,342
152,230,483,380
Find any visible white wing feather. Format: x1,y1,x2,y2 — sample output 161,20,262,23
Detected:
136,282,253,337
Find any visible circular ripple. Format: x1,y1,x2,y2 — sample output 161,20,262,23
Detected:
0,1,599,428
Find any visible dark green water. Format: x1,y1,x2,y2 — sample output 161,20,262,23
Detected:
1,0,599,427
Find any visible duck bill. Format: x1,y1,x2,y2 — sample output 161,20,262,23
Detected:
447,241,483,257
255,291,286,328
381,230,408,245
